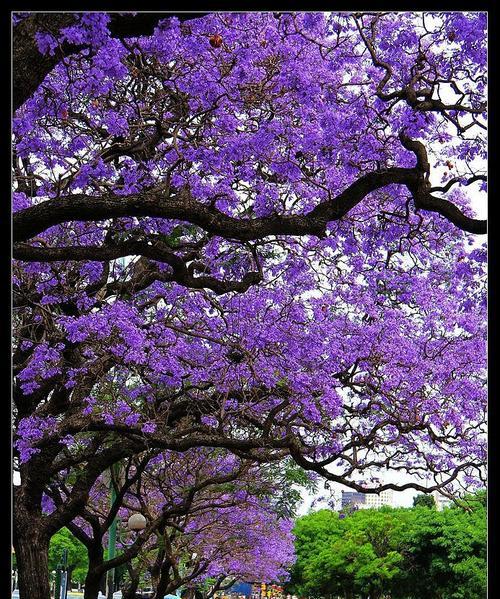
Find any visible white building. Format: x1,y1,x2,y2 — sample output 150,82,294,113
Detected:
364,489,394,508
341,489,394,510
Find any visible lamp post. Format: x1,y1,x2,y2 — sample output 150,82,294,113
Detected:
55,566,61,599
55,548,68,599
106,512,147,597
104,461,147,599
127,513,147,532
12,546,17,592
106,463,119,599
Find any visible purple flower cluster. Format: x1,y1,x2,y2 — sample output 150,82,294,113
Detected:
15,416,57,462
12,12,487,503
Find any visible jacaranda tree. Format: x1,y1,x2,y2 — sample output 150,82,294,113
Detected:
12,12,486,599
43,449,298,599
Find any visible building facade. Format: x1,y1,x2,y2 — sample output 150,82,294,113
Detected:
364,489,394,508
340,491,366,510
340,489,394,510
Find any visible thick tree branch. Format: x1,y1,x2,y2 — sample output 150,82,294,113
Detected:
13,14,79,112
13,160,486,251
429,174,487,194
413,192,486,234
107,13,209,38
13,240,262,294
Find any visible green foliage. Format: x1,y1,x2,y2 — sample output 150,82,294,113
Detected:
48,528,88,584
399,499,487,599
262,458,318,518
412,493,436,509
289,491,486,599
159,224,199,249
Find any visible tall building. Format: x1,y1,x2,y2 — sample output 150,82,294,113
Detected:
364,489,394,508
341,491,366,510
341,489,394,510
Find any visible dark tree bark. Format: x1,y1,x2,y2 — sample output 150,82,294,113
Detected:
150,548,166,597
122,563,140,599
83,545,105,599
13,455,59,599
153,567,171,599
12,159,486,253
13,13,77,113
13,501,50,599
13,440,138,599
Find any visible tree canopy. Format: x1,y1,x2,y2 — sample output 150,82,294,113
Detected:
43,449,301,599
289,497,486,599
412,493,436,509
48,528,89,585
12,11,487,599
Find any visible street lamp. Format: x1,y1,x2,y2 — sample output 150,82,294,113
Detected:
12,546,17,593
127,513,147,532
105,463,148,599
55,548,69,599
105,512,147,598
105,464,127,599
117,514,147,549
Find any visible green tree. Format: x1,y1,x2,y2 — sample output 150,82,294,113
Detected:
289,508,410,599
288,509,343,597
412,494,436,509
432,500,485,599
396,494,486,599
289,495,486,599
49,528,89,587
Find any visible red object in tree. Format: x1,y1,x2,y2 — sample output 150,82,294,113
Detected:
209,34,223,48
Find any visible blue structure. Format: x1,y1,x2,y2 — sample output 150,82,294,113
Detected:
341,491,366,509
228,582,253,597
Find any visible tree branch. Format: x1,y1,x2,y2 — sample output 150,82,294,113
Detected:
13,158,486,251
13,240,262,294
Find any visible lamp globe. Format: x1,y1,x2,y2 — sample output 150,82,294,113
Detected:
127,513,147,531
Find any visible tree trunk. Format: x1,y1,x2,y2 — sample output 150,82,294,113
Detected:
84,572,104,599
123,582,140,599
153,568,171,599
67,565,75,593
13,488,51,599
149,547,165,595
122,564,140,599
84,547,105,599
13,527,50,599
